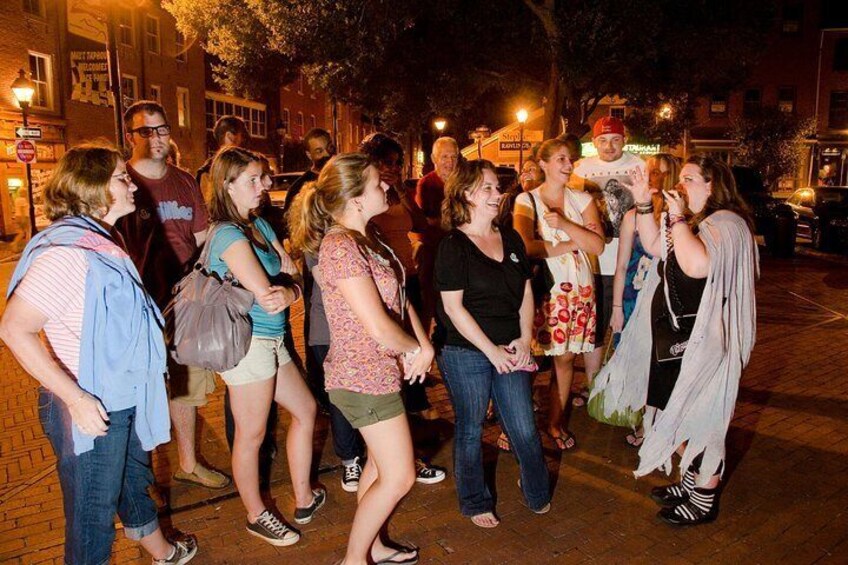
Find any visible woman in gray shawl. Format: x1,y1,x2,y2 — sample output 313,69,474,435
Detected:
591,155,757,526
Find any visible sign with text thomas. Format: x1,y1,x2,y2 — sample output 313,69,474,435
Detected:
15,140,37,164
498,129,543,158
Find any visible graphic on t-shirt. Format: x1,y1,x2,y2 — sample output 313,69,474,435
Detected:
157,201,194,222
602,179,634,237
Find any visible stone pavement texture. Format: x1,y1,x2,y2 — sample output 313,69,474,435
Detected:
1,251,848,564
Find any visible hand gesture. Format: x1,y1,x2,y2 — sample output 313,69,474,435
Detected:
626,167,652,204
68,392,110,437
404,344,434,384
662,188,686,216
542,209,571,232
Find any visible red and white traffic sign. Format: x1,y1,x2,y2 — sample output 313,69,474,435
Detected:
15,139,37,164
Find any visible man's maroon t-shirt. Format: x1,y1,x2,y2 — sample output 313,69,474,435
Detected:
118,163,208,307
415,171,445,220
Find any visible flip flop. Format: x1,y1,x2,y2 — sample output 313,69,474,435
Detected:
470,512,500,528
571,389,590,408
625,430,644,448
374,547,419,565
547,429,576,451
496,432,511,452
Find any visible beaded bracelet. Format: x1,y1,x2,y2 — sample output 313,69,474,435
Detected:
668,214,687,228
635,202,654,215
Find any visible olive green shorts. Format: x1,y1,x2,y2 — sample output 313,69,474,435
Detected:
328,389,405,429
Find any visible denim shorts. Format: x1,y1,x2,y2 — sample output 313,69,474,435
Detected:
328,389,405,429
220,335,292,386
39,389,159,565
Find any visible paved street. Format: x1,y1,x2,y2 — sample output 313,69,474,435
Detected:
1,249,847,564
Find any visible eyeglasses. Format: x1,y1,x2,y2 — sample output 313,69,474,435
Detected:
128,124,171,138
112,172,133,185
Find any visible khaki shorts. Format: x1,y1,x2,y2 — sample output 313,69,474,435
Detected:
328,389,405,429
220,335,292,387
168,359,216,407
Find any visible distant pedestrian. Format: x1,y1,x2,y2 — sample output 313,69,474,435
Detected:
290,153,433,565
436,159,551,528
593,155,758,526
196,115,251,202
0,144,197,565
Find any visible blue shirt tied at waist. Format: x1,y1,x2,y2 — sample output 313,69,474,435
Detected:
8,215,170,455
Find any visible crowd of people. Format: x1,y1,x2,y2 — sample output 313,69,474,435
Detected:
0,105,758,564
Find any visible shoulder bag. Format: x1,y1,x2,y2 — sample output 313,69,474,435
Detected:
164,222,255,372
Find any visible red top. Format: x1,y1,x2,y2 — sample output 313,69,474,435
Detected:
118,163,208,307
414,171,445,220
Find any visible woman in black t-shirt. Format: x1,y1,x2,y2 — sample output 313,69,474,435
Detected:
435,160,551,528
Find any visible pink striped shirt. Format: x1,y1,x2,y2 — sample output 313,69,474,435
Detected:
15,248,88,379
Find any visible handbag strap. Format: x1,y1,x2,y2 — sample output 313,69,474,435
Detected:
197,221,247,282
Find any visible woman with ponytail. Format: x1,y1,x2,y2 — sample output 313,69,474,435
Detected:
289,153,433,565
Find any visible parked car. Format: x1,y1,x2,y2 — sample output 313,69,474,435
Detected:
267,172,304,207
732,166,797,256
785,185,848,251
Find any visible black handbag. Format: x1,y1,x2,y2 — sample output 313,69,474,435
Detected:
528,194,556,302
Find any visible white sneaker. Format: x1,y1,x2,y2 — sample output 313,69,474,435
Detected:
341,457,363,492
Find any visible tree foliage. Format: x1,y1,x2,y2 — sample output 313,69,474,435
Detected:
729,106,815,190
165,0,778,137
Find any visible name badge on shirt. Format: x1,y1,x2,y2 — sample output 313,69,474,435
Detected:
510,252,519,263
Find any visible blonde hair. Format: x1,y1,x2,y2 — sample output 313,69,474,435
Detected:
288,153,373,256
208,146,264,227
43,143,121,221
536,138,578,183
441,159,497,230
647,153,681,222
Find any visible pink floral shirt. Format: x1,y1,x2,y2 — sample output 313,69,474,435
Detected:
319,229,404,395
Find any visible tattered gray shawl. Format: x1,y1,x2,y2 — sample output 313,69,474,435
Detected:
590,210,758,485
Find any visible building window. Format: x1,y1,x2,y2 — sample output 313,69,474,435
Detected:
310,115,317,129
829,91,848,129
145,16,160,55
118,7,134,47
743,89,761,117
609,106,626,120
834,38,848,72
781,3,802,35
22,0,44,17
778,86,796,113
28,52,53,110
282,108,290,132
297,74,304,94
177,87,190,127
205,92,267,138
709,93,728,116
295,112,304,137
149,84,161,102
121,74,138,109
175,30,187,63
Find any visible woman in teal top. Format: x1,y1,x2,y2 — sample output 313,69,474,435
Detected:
207,147,323,547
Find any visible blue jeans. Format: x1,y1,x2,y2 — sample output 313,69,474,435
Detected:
312,344,363,461
39,389,159,565
438,346,550,516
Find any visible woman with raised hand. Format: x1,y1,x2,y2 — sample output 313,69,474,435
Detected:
436,159,551,529
592,155,758,526
289,153,433,565
512,138,605,452
0,144,197,565
207,146,320,546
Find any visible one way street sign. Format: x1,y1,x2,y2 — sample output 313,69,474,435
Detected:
15,127,42,139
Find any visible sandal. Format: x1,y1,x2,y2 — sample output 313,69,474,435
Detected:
625,429,644,448
470,512,500,528
496,432,511,452
547,429,576,451
571,389,590,408
373,547,420,564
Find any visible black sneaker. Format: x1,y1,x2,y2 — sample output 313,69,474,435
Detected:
294,488,327,524
246,510,300,546
152,536,198,565
415,459,446,484
342,457,363,493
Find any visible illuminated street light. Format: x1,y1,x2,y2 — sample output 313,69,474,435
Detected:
434,118,447,136
10,69,37,237
516,109,528,171
658,103,674,120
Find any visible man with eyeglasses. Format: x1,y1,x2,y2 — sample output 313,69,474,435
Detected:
117,100,231,492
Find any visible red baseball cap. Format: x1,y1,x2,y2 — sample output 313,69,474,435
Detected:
593,116,625,138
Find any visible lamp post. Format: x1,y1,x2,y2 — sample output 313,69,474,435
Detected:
657,103,688,158
434,118,446,137
105,2,124,148
11,69,37,237
516,109,528,171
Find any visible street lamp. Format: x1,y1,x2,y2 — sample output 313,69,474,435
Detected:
434,118,446,137
10,69,37,237
657,103,673,121
516,109,528,171
657,102,688,158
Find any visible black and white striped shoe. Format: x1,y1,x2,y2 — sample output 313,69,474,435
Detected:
651,465,697,506
658,486,720,526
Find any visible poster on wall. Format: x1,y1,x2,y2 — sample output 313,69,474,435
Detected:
68,0,107,43
70,51,113,107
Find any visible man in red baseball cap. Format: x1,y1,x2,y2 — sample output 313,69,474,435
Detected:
570,115,647,395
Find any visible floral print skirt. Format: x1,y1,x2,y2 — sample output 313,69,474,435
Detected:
532,280,597,356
